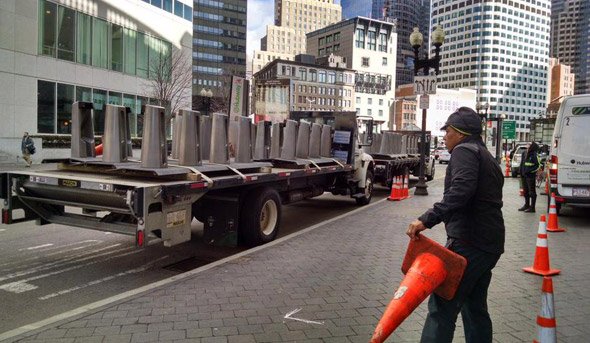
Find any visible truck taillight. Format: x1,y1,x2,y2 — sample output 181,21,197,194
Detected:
549,155,558,184
136,230,144,247
2,209,9,224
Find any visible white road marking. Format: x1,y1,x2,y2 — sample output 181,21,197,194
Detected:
0,229,6,232
38,256,169,300
0,244,125,283
0,281,37,293
0,240,102,270
284,308,324,325
0,247,141,293
18,244,54,251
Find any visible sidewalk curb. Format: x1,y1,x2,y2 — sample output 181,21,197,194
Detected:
0,196,391,343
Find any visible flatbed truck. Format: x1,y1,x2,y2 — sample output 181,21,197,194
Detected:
1,109,375,248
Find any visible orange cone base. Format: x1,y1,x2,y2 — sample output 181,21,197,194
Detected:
522,266,560,276
387,196,401,201
546,227,566,233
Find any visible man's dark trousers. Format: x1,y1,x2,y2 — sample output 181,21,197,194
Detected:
420,240,501,343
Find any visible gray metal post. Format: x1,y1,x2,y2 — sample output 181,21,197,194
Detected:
209,113,229,164
140,105,167,168
178,109,201,166
103,105,128,163
71,101,95,159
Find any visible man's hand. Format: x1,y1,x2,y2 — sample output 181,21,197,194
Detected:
407,220,427,241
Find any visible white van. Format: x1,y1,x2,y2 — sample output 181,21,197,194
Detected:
549,94,590,214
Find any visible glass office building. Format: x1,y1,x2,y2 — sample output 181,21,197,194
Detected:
0,0,192,162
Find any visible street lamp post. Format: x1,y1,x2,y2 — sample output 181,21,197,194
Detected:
410,25,445,196
476,101,489,146
494,113,506,164
200,88,213,116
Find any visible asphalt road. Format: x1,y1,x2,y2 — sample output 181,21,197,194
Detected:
0,184,401,335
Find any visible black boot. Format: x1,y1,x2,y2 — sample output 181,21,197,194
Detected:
525,196,536,213
518,197,530,211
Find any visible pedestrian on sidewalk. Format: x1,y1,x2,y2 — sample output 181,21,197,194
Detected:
406,107,505,343
518,141,541,213
21,131,35,167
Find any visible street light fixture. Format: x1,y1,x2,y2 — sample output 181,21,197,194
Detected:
410,25,445,196
200,88,213,116
476,101,490,145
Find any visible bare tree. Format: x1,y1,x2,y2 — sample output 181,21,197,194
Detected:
145,48,192,119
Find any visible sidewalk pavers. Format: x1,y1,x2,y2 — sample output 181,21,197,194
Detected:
6,177,590,343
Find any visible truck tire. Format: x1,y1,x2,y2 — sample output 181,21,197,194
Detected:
191,201,205,223
240,187,281,246
355,171,374,206
426,163,435,181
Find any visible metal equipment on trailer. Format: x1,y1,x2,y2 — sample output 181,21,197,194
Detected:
1,104,375,249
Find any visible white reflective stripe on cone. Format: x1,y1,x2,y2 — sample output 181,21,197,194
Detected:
538,221,547,234
537,327,556,343
549,207,557,214
536,237,548,248
541,293,555,320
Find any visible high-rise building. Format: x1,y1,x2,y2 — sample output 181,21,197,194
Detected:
307,17,398,130
192,0,247,105
0,0,192,160
251,0,342,74
431,0,551,141
375,1,431,87
340,0,372,19
548,58,575,105
550,0,590,95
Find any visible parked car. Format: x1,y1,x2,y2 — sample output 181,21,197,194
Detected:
438,149,451,164
433,147,446,160
510,145,528,177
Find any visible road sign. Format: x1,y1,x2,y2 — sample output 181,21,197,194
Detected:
419,95,429,109
502,120,516,139
414,76,437,95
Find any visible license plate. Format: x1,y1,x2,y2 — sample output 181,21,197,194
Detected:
572,187,590,197
59,179,80,188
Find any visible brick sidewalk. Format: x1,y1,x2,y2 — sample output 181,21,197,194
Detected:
6,177,590,343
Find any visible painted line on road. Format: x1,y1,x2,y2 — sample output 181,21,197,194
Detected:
0,244,125,283
18,244,54,251
0,197,387,342
0,241,104,272
38,256,169,300
0,229,6,232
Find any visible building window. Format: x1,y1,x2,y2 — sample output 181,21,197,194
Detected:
124,28,136,75
379,110,383,117
37,80,56,133
39,0,57,57
57,6,75,61
76,12,92,65
136,32,149,78
57,83,74,134
382,57,387,66
92,18,109,68
367,31,376,50
111,24,124,72
362,57,369,67
355,28,365,48
368,98,373,105
92,89,107,134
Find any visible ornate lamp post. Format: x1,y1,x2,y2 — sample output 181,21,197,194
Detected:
410,25,445,196
476,101,490,145
199,88,213,116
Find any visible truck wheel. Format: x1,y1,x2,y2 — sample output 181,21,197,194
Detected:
356,171,374,206
191,201,205,223
240,187,281,246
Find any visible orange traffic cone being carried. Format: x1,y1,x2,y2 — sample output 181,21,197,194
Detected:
504,158,511,177
546,193,566,232
533,277,557,343
523,215,560,276
387,176,402,201
95,143,103,156
370,235,467,343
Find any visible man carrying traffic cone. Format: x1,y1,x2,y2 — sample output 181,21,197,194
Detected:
534,277,558,343
405,107,505,342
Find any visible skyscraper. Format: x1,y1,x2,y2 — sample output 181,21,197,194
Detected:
375,0,431,86
192,0,247,105
251,0,342,74
340,0,372,19
432,0,551,141
550,0,590,95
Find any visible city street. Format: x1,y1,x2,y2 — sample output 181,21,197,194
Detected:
0,163,395,337
1,169,589,343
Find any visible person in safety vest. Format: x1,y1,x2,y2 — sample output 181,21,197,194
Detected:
518,141,541,213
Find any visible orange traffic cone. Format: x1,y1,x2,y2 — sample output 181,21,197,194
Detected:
387,176,402,201
401,173,409,200
542,176,549,196
533,277,557,343
95,143,103,156
523,215,560,276
547,193,566,232
504,159,511,177
370,235,467,343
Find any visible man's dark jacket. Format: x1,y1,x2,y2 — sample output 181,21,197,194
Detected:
418,135,505,255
